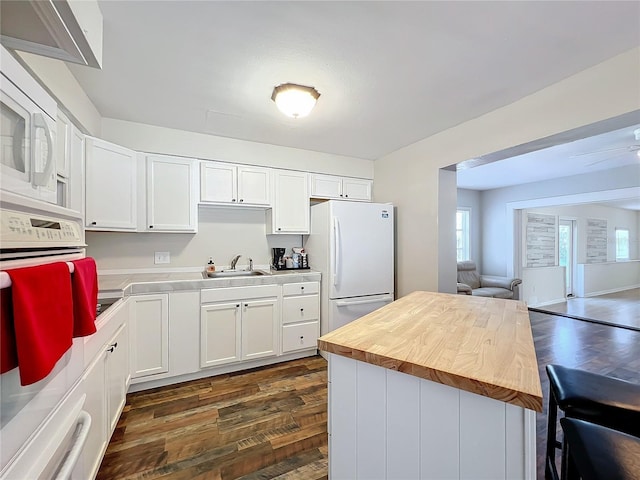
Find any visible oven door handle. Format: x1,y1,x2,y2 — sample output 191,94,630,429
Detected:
54,410,92,480
32,112,55,187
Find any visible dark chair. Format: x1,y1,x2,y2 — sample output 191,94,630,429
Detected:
560,417,640,480
545,364,640,480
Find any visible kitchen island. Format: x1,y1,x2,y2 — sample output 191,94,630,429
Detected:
318,291,543,480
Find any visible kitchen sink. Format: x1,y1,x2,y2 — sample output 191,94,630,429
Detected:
202,270,270,278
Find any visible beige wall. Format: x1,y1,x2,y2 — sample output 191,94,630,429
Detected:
374,47,640,298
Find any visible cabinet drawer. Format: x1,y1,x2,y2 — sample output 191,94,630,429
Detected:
282,295,319,324
201,284,280,303
282,281,319,296
282,321,319,353
84,298,127,366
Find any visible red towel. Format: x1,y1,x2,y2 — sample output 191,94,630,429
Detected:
8,262,73,386
0,288,18,374
71,258,98,337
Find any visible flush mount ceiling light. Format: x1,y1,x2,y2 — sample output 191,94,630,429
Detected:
271,83,320,118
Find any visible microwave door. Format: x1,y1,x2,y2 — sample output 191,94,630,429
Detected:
0,93,31,183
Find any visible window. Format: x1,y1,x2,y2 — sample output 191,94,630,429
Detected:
615,228,630,261
456,209,470,261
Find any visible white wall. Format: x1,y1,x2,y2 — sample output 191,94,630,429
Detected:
457,189,482,268
16,51,102,136
101,119,373,179
374,47,640,298
86,207,302,271
521,267,566,307
481,165,640,277
525,203,639,263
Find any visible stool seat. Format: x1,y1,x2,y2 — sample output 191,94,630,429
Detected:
547,364,640,437
560,417,640,480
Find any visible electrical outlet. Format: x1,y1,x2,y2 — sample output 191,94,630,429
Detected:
154,251,170,264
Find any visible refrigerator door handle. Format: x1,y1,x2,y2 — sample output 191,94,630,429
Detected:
333,217,341,287
335,296,393,307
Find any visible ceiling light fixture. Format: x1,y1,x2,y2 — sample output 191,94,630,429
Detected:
271,83,320,118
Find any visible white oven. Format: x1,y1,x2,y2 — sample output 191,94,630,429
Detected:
0,45,57,205
0,207,89,479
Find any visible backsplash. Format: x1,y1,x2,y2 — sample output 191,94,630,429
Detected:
86,207,301,271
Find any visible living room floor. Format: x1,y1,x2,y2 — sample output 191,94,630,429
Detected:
531,288,639,331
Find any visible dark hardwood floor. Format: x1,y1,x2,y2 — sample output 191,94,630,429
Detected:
97,357,329,480
98,311,640,479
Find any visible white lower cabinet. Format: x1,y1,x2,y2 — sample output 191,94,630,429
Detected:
281,281,320,354
129,294,169,379
81,300,130,480
200,285,279,368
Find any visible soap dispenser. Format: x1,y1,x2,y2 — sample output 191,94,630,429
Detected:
206,257,216,273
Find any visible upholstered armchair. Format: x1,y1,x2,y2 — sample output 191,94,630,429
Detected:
456,261,522,299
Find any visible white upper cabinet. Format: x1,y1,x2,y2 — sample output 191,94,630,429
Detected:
144,154,198,232
310,174,372,202
85,137,138,231
200,161,270,206
56,110,71,178
267,169,310,234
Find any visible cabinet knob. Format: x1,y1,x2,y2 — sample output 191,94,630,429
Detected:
112,342,118,349
277,227,281,231
345,194,349,198
340,194,343,197
300,308,304,312
300,336,304,340
236,304,240,308
91,221,97,225
239,199,244,203
232,198,236,202
149,225,154,229
301,286,304,290
244,303,248,307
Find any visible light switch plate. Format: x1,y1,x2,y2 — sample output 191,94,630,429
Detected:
154,251,170,264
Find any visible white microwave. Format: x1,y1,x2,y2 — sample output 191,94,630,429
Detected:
0,45,57,204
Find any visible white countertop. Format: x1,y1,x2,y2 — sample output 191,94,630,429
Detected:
98,268,321,299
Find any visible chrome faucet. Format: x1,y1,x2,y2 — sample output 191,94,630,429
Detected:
230,254,242,270
248,258,253,271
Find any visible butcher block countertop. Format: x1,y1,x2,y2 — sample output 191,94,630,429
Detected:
318,291,543,412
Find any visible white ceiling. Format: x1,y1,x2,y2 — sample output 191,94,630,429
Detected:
457,123,640,190
68,1,640,162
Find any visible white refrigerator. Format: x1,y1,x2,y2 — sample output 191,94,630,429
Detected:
304,200,394,336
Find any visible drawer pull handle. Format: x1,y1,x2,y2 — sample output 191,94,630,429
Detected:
236,304,240,308
301,286,304,290
244,303,248,307
300,308,304,312
300,336,304,339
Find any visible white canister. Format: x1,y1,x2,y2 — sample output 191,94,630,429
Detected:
285,256,293,268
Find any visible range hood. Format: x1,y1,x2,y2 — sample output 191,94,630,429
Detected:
0,0,103,68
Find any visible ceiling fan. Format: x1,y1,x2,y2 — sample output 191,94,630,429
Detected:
572,127,640,166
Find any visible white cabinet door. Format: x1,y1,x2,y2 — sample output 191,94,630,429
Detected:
310,174,372,202
200,161,237,203
241,298,278,361
342,178,372,201
146,155,198,232
85,137,137,230
129,294,169,378
106,322,129,434
80,347,107,480
269,170,309,234
311,174,342,199
200,302,241,368
237,166,271,206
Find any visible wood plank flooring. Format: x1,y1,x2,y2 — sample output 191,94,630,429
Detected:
532,287,640,330
98,312,640,480
97,357,328,480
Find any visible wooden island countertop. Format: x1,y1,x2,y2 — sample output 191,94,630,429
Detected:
318,291,543,412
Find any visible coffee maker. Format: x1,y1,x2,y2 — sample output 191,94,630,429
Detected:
272,248,286,270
